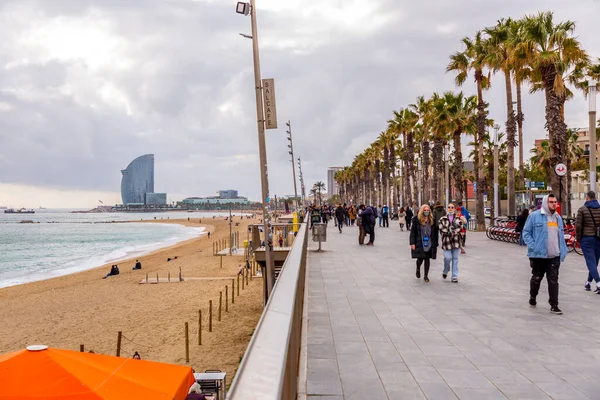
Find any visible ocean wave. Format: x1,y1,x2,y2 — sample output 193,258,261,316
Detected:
0,224,205,289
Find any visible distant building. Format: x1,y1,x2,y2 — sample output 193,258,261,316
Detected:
145,193,167,205
121,154,154,205
182,197,250,205
327,167,344,198
121,154,167,206
218,190,238,199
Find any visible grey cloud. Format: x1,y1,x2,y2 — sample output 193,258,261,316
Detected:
0,0,598,202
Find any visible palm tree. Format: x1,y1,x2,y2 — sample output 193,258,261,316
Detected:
430,92,452,203
516,12,589,206
485,18,518,215
313,181,326,205
530,140,551,177
410,95,434,204
447,30,490,230
438,91,477,208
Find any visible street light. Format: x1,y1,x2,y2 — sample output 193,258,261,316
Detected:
417,158,422,206
493,124,500,220
236,0,275,300
589,79,597,193
286,121,299,212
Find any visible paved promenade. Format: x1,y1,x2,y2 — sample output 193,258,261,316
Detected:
302,222,600,399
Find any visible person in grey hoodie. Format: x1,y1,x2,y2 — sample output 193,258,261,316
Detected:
576,191,600,293
522,194,568,314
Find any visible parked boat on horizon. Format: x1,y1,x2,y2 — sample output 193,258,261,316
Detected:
4,208,35,214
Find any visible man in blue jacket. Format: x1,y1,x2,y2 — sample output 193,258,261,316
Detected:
522,194,568,314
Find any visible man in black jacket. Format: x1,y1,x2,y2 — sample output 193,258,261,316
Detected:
335,204,346,233
361,205,376,245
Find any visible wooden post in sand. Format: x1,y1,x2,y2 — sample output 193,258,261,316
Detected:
168,272,171,283
146,273,148,283
232,279,235,304
179,267,182,282
209,300,213,332
116,331,122,357
246,270,249,286
185,322,189,363
237,275,240,296
225,286,229,312
80,344,84,352
156,273,159,283
198,310,202,345
219,292,222,322
220,255,223,269
242,271,245,290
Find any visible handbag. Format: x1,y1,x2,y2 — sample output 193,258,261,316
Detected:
586,207,600,238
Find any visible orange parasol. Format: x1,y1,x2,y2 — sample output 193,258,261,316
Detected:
0,345,196,400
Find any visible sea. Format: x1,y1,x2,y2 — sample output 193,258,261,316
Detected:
0,209,234,289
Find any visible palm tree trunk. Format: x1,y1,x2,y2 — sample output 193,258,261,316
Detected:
505,70,517,216
542,65,568,211
406,133,416,206
516,78,525,190
452,131,464,204
475,72,486,231
422,139,430,204
432,137,443,202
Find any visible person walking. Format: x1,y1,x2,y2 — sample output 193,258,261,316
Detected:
335,204,346,233
410,204,438,282
521,194,568,314
405,206,414,230
575,191,600,293
515,208,529,246
377,205,383,228
438,203,465,282
361,205,376,245
457,202,470,248
432,201,446,227
398,207,406,231
357,206,366,245
382,204,389,227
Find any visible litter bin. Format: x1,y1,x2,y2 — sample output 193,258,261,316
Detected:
312,223,327,251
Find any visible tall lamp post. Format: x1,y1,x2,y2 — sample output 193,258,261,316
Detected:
298,157,306,205
444,144,450,207
493,124,500,220
589,79,597,193
236,1,275,298
417,158,422,206
286,121,299,211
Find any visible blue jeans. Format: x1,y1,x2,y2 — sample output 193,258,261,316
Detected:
443,248,460,279
580,236,600,283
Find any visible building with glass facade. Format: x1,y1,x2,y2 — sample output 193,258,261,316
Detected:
121,154,155,205
145,193,167,205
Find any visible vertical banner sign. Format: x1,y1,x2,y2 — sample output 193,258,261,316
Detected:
262,78,278,129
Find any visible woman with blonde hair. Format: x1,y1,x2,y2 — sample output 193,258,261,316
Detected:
410,204,438,282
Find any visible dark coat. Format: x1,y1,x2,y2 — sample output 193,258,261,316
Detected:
405,208,414,224
433,206,446,226
361,207,376,228
335,206,345,220
409,216,438,259
576,200,600,240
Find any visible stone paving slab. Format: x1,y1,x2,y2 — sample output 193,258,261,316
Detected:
303,222,600,399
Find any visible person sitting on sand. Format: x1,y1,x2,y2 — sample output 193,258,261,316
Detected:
132,260,142,270
103,265,119,279
132,351,141,360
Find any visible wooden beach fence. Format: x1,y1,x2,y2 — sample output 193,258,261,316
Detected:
185,322,189,363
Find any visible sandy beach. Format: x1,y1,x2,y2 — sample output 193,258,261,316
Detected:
0,215,264,381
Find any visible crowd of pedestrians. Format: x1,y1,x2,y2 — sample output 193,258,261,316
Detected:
306,191,600,315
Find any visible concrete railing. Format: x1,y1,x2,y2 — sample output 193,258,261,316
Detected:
228,223,308,400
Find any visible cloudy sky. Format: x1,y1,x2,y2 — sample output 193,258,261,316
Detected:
0,0,599,208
